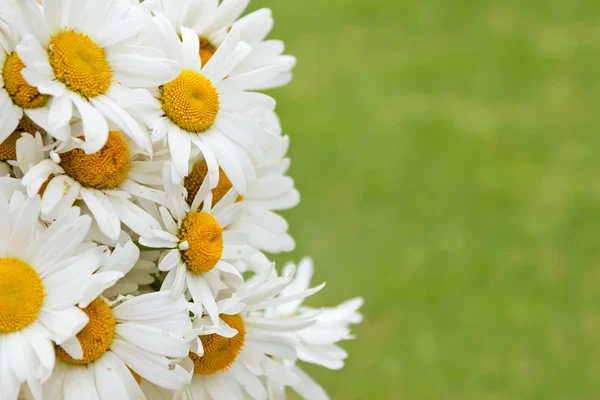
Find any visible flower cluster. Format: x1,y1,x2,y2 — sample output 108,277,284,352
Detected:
0,0,363,399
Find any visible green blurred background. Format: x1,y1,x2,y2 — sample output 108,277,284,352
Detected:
251,0,600,398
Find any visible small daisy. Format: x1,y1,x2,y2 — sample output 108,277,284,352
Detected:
143,263,325,400
0,11,48,160
44,291,194,399
140,0,297,90
0,193,129,399
120,13,278,190
19,129,167,240
12,0,180,154
140,162,259,325
265,258,364,400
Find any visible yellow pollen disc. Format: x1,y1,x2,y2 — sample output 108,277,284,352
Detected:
59,130,130,189
160,70,219,133
179,211,224,274
199,36,218,67
56,297,115,365
0,115,40,161
47,30,112,98
190,313,246,375
2,52,50,109
0,258,44,333
184,159,243,207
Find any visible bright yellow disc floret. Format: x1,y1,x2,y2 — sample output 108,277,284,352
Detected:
184,159,243,207
47,30,112,98
179,211,224,274
56,297,115,365
0,258,44,333
190,313,246,375
59,130,130,189
160,70,220,133
2,52,50,109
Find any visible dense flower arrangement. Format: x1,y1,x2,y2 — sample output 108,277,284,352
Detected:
0,0,363,399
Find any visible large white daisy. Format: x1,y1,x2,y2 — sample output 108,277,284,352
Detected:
140,0,297,90
139,162,258,325
19,129,167,241
265,258,364,400
120,12,279,190
142,263,325,400
43,291,194,399
0,192,130,400
11,0,180,154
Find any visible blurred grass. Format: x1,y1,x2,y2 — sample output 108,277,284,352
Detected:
249,0,600,398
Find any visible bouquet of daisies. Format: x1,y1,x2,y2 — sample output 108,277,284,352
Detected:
0,0,363,399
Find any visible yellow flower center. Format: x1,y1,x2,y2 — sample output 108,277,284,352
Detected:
56,297,115,365
0,258,44,333
2,52,50,109
184,159,243,207
47,30,112,98
159,70,219,133
190,313,245,375
179,211,223,274
59,130,130,189
199,36,217,67
0,115,40,161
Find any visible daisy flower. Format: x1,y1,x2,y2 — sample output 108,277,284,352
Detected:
0,10,47,162
12,0,180,154
19,129,166,240
120,13,279,190
143,263,325,400
140,162,256,325
0,192,130,399
265,258,364,400
44,291,194,399
140,0,297,90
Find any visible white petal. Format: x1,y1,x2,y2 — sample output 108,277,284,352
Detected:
186,273,219,325
80,189,121,240
71,94,108,154
180,27,200,72
168,127,191,181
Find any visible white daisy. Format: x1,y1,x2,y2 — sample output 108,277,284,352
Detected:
19,129,167,240
0,8,48,162
265,258,364,400
12,0,180,154
142,263,325,400
120,13,279,190
0,192,129,399
140,162,257,325
174,118,297,259
44,291,194,399
140,0,297,90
